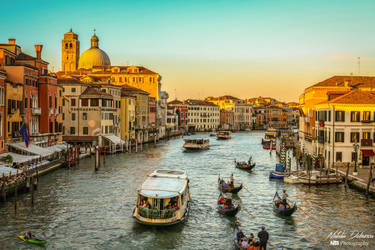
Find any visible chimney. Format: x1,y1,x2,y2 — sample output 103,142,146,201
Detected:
8,38,16,44
34,44,43,60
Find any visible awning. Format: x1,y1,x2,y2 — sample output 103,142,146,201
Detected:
0,165,18,177
102,135,125,145
361,149,375,157
45,142,68,153
0,152,39,164
8,142,55,158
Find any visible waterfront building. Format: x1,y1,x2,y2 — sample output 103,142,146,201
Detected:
59,77,122,147
120,85,150,143
267,105,288,129
253,106,267,129
185,99,220,132
0,38,61,146
168,99,188,130
166,107,179,134
244,96,277,106
148,97,158,142
0,70,5,153
299,75,375,156
120,89,136,141
220,109,234,130
233,102,253,131
60,30,160,99
157,91,169,139
314,90,375,168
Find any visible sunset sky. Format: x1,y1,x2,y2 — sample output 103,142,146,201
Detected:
1,0,374,102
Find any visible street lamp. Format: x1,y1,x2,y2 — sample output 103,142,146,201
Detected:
353,143,359,175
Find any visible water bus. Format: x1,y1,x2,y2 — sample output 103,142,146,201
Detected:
216,131,232,140
133,169,190,226
183,138,209,150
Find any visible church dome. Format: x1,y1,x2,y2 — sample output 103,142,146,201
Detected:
78,33,111,69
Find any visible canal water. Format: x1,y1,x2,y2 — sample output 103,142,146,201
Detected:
1,132,374,249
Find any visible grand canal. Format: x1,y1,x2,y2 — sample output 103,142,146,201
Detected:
1,132,374,249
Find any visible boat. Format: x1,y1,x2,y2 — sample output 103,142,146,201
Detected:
218,175,243,194
262,140,276,150
262,128,277,145
299,172,342,186
133,169,190,226
217,193,240,216
273,192,297,216
183,138,209,150
18,235,47,246
216,130,232,140
269,163,285,179
234,157,256,171
284,175,302,184
210,133,216,137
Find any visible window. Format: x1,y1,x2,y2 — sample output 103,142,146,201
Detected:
350,132,360,143
81,98,88,106
70,127,75,135
335,111,345,122
351,111,360,122
82,113,87,120
63,99,65,106
71,88,76,93
72,113,76,121
71,98,76,106
49,96,52,108
363,132,371,139
363,111,371,121
90,99,99,106
55,96,57,108
335,132,344,142
62,113,65,120
83,127,88,135
24,98,27,108
336,152,342,162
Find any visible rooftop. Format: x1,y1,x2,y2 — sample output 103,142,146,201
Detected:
321,90,375,105
184,99,219,107
308,75,375,90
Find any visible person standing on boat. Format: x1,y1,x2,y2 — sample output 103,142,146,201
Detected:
24,229,33,240
258,226,269,250
282,189,288,205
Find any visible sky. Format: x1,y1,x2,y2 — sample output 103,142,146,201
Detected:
1,0,375,102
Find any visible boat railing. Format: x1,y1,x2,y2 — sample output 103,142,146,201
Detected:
138,207,177,219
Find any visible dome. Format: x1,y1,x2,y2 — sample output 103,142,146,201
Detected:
78,47,111,69
78,32,111,69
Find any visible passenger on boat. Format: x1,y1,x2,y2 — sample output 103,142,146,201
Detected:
224,198,233,209
218,196,225,204
282,189,288,205
24,229,34,240
237,228,246,242
146,201,151,209
241,238,249,249
258,226,269,250
247,233,255,244
222,181,227,188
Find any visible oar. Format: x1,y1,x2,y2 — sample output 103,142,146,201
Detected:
242,185,252,195
241,206,256,219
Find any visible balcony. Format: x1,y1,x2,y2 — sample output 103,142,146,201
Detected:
361,139,373,147
361,119,373,124
32,107,41,115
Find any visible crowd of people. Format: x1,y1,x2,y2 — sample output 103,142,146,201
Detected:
138,197,179,210
237,226,269,250
217,195,234,209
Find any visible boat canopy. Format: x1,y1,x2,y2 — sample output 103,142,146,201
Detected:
139,170,188,199
183,138,208,143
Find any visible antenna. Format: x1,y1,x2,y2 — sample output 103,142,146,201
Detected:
174,88,177,100
357,57,360,75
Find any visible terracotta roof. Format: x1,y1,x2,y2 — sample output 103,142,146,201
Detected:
80,86,112,98
16,52,35,60
184,99,219,107
168,99,183,105
310,76,375,89
205,95,240,101
119,84,150,95
323,90,375,105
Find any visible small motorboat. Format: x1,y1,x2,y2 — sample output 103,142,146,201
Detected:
18,235,47,246
218,175,243,194
273,192,297,216
210,133,216,137
217,193,240,216
269,163,286,179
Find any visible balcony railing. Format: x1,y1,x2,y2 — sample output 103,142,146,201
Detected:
361,119,373,123
361,139,373,147
32,107,41,115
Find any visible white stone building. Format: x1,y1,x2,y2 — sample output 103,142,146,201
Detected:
185,99,220,132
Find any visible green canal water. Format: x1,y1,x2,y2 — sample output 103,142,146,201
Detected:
0,132,374,249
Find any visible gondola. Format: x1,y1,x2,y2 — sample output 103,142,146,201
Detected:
233,226,242,249
272,192,297,216
218,175,243,194
217,194,240,216
235,160,256,171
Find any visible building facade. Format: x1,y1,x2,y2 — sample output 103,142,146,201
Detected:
185,99,220,131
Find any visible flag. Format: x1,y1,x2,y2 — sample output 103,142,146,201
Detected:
19,122,30,148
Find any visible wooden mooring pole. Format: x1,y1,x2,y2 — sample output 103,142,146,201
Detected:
345,162,350,188
31,176,35,206
103,146,106,164
14,180,18,210
2,174,6,202
366,164,373,197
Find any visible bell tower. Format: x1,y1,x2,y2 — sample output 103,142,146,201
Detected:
62,28,80,72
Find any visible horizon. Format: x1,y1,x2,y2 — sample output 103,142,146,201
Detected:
1,0,375,102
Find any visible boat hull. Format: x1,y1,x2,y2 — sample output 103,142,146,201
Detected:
218,184,243,194
235,162,255,171
269,171,285,179
273,203,297,216
18,235,47,246
217,205,240,216
133,201,190,226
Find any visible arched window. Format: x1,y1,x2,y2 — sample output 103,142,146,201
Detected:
70,43,72,48
65,43,68,49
